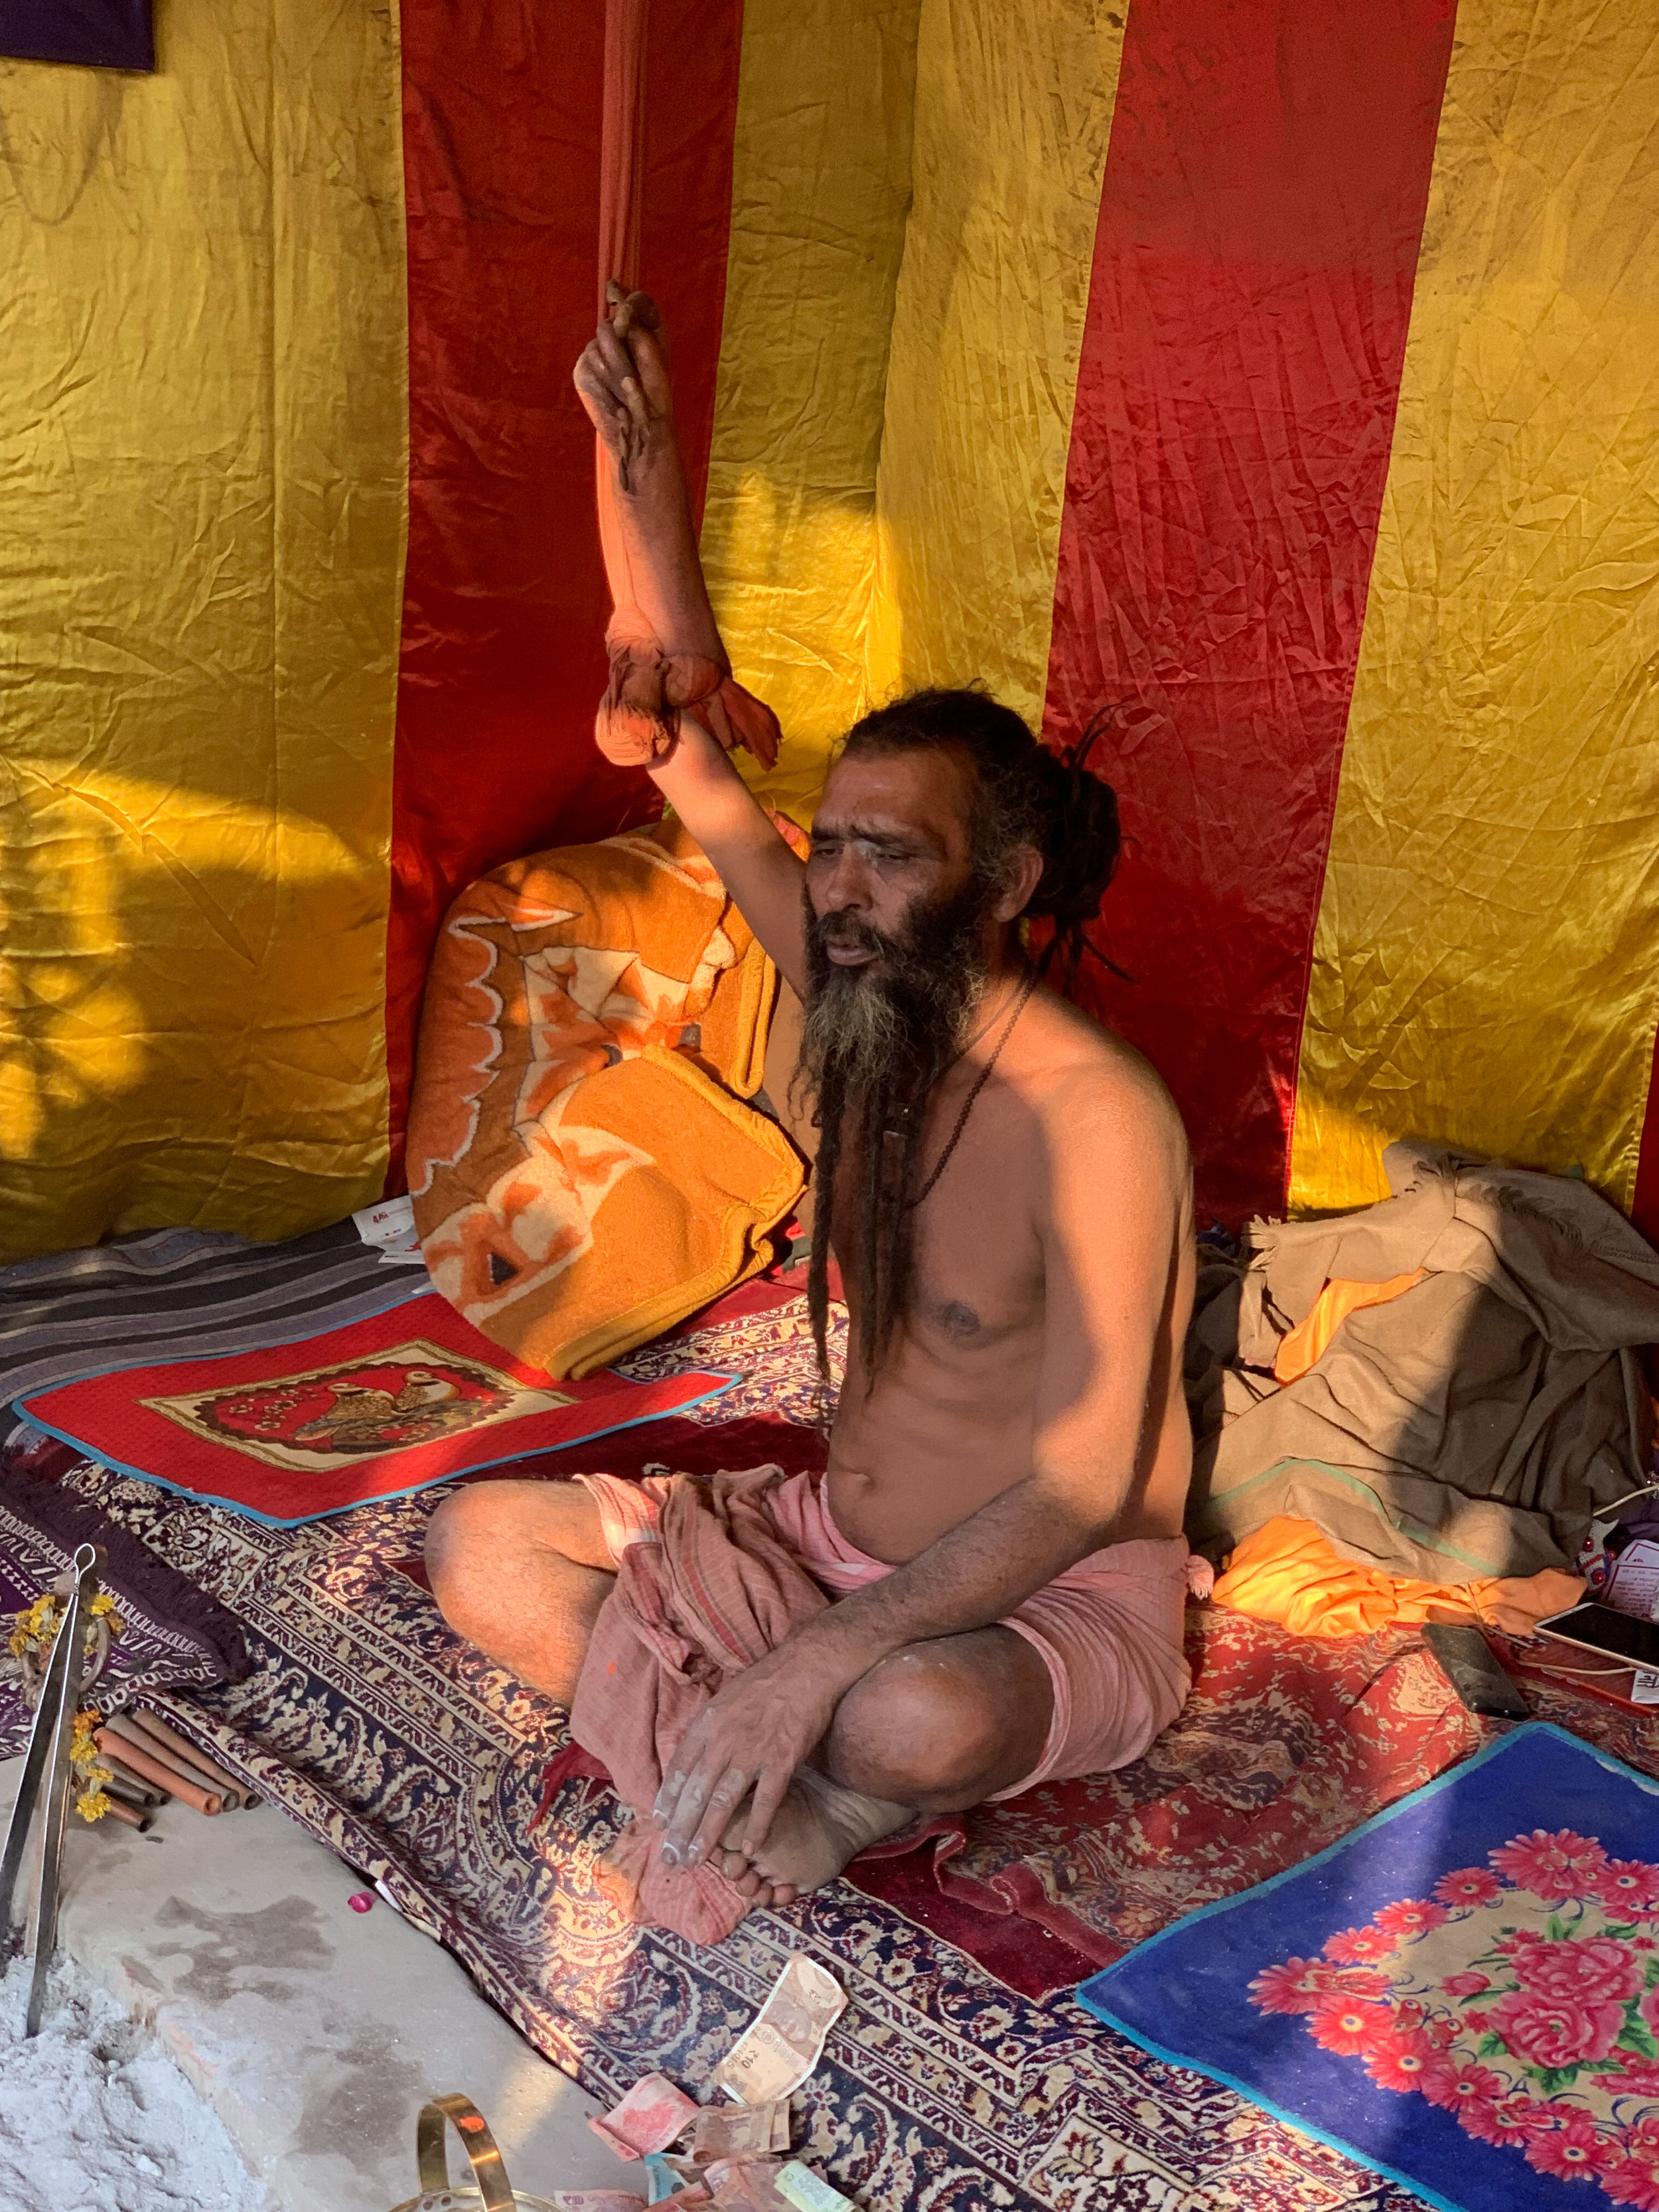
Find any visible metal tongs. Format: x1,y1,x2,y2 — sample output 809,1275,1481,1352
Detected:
0,1541,106,2035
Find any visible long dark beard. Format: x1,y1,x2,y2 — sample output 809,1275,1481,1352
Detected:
796,877,997,1393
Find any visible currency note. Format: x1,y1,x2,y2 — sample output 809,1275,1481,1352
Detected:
774,2164,854,2212
712,1955,847,2105
692,2099,791,2161
703,2160,790,2211
551,2195,650,2211
705,2159,853,2212
641,2152,713,2208
587,2072,699,2160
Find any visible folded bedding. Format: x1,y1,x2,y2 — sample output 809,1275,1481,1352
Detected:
1187,1142,1659,1583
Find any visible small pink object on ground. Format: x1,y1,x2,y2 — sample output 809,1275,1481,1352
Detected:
347,1893,374,1913
586,2072,698,2160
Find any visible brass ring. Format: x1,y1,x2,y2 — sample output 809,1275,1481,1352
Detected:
414,2095,517,2211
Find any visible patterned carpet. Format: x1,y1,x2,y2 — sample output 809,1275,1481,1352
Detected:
20,1293,1656,2212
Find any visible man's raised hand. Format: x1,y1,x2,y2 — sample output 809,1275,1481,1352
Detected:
573,281,675,492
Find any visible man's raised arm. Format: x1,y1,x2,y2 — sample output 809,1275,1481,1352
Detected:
573,289,808,992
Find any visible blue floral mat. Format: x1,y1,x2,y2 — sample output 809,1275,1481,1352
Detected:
1079,1724,1659,2212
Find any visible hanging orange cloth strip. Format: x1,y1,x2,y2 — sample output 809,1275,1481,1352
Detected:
591,0,780,773
598,0,648,315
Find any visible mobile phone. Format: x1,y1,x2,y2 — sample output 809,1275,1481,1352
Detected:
1536,1601,1659,1672
1423,1623,1530,1720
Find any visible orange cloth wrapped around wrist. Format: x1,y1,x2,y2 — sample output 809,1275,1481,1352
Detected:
589,0,780,780
594,619,782,770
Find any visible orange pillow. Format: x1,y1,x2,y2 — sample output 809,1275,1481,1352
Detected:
408,819,804,1378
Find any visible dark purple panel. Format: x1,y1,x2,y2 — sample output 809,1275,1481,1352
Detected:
0,0,153,70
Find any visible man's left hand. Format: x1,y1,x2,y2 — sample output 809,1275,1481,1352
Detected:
652,1641,846,1870
573,283,675,492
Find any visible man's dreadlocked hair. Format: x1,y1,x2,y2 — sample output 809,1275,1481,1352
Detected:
804,686,1125,1387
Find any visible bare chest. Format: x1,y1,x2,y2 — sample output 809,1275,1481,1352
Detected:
828,1090,1048,1552
893,1088,1046,1353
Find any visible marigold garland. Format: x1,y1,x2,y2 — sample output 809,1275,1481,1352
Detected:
6,1585,127,1822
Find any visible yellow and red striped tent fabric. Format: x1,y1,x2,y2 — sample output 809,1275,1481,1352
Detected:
3,0,1656,1260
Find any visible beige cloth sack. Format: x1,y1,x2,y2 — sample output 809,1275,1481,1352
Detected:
1186,1142,1659,1582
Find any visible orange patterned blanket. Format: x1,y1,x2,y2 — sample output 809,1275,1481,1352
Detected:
408,816,805,1378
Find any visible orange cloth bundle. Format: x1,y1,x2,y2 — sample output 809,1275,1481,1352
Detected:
408,817,804,1378
595,614,782,771
1210,1514,1585,1639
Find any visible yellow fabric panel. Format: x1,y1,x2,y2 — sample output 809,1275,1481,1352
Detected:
699,0,922,827
0,0,407,1261
866,0,1126,727
1289,0,1659,1216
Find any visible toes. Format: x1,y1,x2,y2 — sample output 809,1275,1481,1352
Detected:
747,1862,799,1906
712,1847,763,1899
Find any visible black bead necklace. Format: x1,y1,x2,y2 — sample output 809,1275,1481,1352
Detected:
881,968,1039,1211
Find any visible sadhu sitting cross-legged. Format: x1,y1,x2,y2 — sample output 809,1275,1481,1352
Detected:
425,286,1197,1925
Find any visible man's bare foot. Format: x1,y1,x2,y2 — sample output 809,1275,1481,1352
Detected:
712,1765,911,1910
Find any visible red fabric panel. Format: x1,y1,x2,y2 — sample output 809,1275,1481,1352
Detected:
386,0,744,1187
1043,0,1455,1227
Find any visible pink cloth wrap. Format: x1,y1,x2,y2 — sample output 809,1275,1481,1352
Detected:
569,1465,1192,1943
569,1465,827,1944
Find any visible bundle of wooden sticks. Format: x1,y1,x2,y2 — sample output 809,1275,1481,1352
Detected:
93,1708,251,1830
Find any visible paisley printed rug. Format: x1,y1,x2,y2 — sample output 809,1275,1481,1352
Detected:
11,1291,1659,2212
1079,1724,1659,2212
